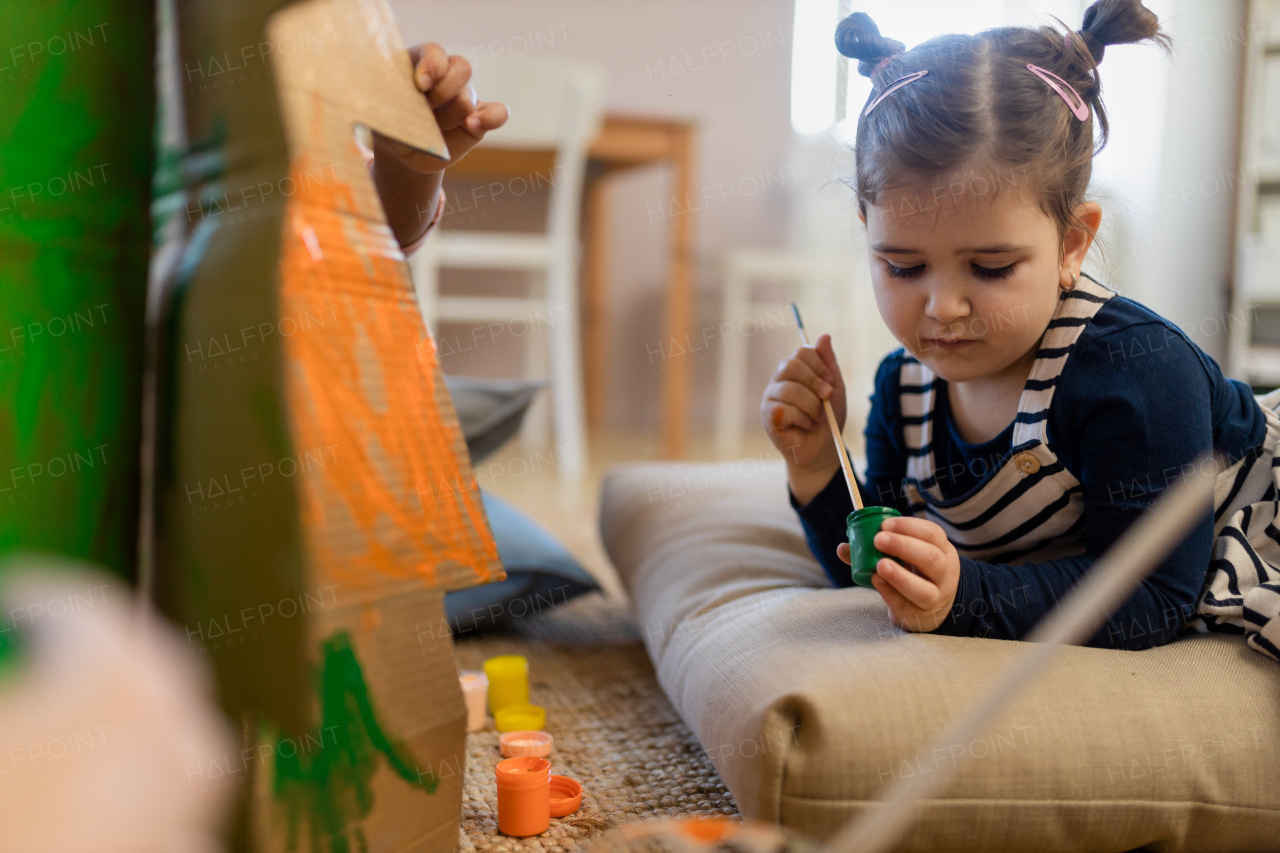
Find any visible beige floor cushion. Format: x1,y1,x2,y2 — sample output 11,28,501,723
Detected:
599,460,1280,853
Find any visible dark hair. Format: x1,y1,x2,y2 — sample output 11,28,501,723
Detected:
836,0,1172,257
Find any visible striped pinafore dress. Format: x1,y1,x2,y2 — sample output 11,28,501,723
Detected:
896,274,1280,661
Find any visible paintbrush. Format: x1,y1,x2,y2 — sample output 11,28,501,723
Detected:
790,302,864,511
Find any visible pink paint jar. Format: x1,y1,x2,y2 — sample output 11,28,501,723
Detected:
458,670,487,732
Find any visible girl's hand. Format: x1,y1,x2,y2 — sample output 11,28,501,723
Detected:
836,516,959,632
761,333,848,501
373,43,509,174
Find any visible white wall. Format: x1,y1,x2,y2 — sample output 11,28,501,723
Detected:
1148,0,1246,360
1086,0,1247,362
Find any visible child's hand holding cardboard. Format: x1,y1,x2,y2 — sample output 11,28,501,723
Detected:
368,43,509,250
373,43,509,174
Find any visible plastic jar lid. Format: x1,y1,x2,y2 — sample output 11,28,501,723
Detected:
494,703,545,732
494,755,551,790
548,775,582,817
499,730,554,758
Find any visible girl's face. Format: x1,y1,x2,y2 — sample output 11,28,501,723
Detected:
860,177,1097,387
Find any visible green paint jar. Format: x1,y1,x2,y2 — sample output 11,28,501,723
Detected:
846,507,902,588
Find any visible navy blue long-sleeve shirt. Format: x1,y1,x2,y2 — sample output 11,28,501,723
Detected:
790,295,1266,651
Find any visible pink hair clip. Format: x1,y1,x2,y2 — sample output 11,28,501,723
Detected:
862,69,928,117
1026,63,1089,121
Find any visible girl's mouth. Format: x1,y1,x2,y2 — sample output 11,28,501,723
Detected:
925,337,976,351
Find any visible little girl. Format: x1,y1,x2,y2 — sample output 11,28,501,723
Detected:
762,0,1280,660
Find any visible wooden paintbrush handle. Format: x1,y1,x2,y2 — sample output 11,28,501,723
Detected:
790,302,865,511
822,399,862,510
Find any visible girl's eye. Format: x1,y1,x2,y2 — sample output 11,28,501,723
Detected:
882,262,1018,279
884,262,923,278
973,263,1017,279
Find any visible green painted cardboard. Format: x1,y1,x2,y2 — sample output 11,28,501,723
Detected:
150,0,504,848
0,3,152,582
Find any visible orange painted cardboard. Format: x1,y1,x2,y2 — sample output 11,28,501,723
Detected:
150,0,503,849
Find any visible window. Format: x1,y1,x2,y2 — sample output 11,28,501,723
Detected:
790,0,1023,141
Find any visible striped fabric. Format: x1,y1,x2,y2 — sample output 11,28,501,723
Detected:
895,274,1280,662
1188,386,1280,660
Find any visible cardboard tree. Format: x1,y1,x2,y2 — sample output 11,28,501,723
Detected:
152,0,503,849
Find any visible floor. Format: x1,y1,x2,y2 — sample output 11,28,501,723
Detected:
451,593,740,852
453,428,780,850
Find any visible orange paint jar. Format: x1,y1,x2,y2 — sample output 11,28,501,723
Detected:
495,756,551,836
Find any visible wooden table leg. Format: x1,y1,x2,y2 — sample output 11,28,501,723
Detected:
581,173,608,432
661,125,695,460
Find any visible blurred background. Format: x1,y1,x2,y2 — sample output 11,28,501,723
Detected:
395,0,1278,589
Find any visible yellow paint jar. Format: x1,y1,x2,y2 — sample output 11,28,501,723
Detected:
484,654,529,715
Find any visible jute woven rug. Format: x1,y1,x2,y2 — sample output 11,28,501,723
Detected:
451,591,742,852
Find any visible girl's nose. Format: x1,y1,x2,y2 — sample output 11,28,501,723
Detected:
924,284,971,325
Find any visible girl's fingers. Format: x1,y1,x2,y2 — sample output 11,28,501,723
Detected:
836,542,851,565
436,102,511,164
872,530,944,584
794,345,835,385
764,380,824,425
814,334,845,388
432,85,478,133
875,557,941,612
870,571,915,622
765,400,815,432
882,515,951,551
410,43,451,93
464,100,509,135
773,356,834,399
422,54,473,108
768,350,829,386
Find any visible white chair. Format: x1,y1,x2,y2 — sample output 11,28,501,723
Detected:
410,56,606,480
714,132,898,456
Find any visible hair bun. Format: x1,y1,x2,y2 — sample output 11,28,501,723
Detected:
1076,25,1107,64
1078,0,1171,66
835,12,906,78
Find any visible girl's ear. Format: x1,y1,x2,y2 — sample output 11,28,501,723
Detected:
1063,200,1102,266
